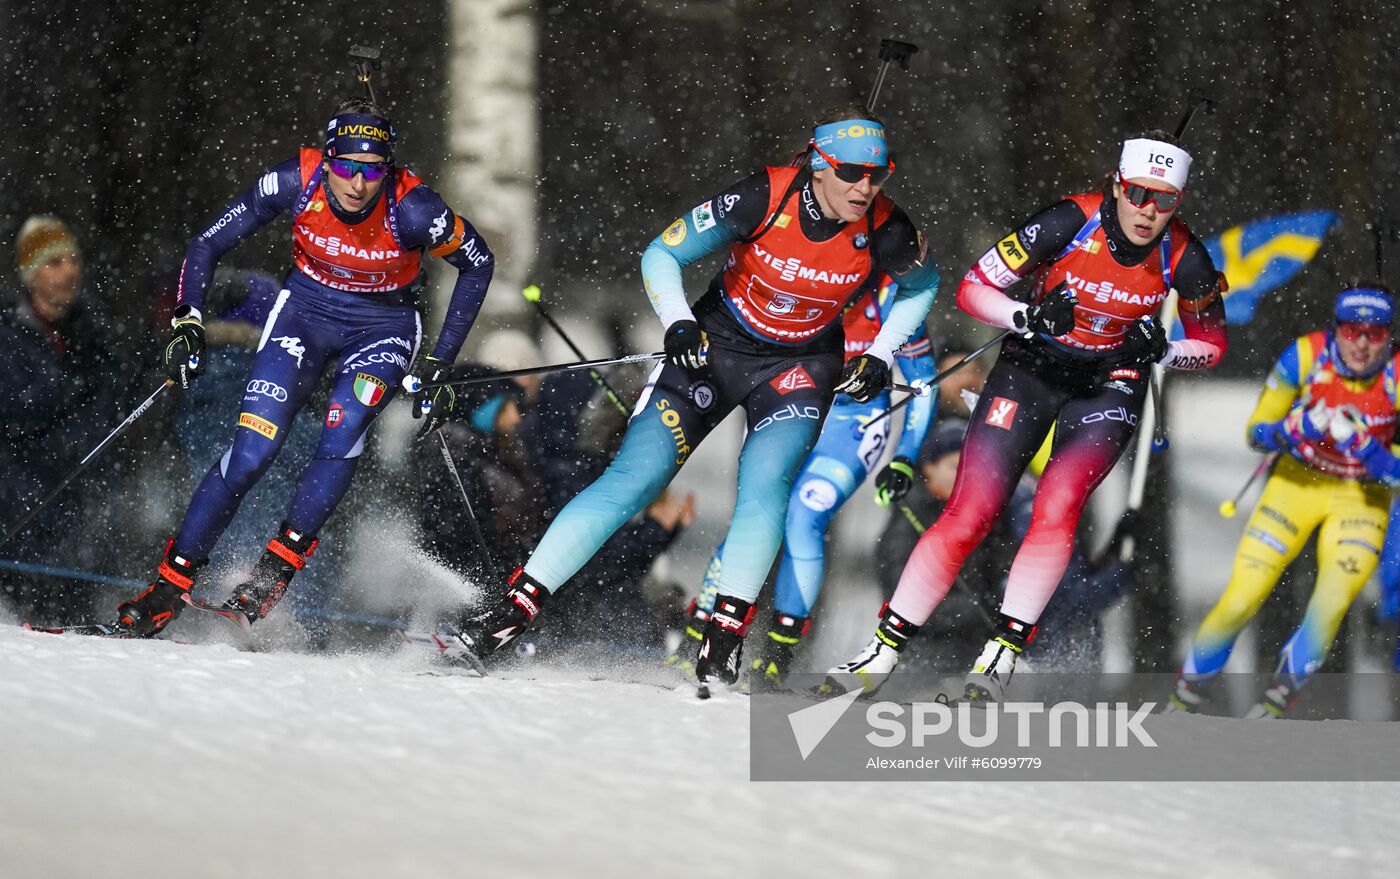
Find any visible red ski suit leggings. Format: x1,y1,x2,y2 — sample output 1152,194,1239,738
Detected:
889,337,1147,626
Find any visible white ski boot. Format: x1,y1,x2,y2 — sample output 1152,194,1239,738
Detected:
962,614,1035,704
1243,681,1297,720
1163,675,1213,714
819,605,919,697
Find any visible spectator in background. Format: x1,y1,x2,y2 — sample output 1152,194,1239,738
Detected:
477,327,545,409
0,216,135,620
419,364,544,587
517,364,696,656
876,417,1131,674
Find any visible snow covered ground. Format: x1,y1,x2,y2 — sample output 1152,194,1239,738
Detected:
2,621,1396,879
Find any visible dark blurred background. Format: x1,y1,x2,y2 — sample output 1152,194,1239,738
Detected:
5,0,1396,371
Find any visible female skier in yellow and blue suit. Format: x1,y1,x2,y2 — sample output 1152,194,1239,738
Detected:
1173,286,1397,717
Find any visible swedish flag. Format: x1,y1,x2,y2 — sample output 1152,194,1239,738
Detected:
1204,211,1340,325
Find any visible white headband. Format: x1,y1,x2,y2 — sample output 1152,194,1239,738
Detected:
1119,138,1192,191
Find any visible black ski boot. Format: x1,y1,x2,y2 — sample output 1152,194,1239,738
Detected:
694,595,756,697
454,567,549,659
662,598,710,678
115,542,207,637
223,523,319,624
748,611,811,693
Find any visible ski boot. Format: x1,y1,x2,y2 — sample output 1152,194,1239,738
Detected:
222,523,319,624
748,612,811,693
661,598,709,679
694,595,756,698
1244,680,1298,720
962,613,1035,704
1163,674,1216,714
820,604,920,697
453,567,549,660
114,541,207,637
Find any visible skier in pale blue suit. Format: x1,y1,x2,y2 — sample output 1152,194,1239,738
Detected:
450,107,940,690
673,280,938,689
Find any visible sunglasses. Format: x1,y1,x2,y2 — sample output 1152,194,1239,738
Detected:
1117,172,1182,211
1336,322,1391,344
327,156,392,182
811,142,895,186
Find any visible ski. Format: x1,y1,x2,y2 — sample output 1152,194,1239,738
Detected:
400,629,490,676
180,594,254,645
22,620,130,638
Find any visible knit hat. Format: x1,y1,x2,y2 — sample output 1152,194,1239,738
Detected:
477,328,543,373
16,216,80,283
450,362,525,434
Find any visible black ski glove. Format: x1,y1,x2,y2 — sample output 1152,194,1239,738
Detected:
664,320,709,370
164,304,206,389
874,456,916,507
1118,317,1168,365
1016,282,1078,337
408,355,456,437
835,354,891,404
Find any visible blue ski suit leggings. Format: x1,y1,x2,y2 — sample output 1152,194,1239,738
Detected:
695,396,892,619
523,326,842,604
174,285,421,558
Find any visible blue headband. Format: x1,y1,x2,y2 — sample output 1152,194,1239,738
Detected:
810,119,888,170
1335,287,1393,326
325,112,395,160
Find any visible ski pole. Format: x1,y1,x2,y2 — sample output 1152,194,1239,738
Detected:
436,432,496,576
1219,453,1277,519
860,329,1010,434
1119,296,1181,562
404,352,665,394
865,38,919,114
858,381,935,435
0,380,173,549
522,283,631,417
1148,366,1169,452
890,381,931,397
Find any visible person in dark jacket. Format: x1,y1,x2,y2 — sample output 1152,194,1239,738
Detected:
419,364,543,588
518,367,696,654
0,216,136,619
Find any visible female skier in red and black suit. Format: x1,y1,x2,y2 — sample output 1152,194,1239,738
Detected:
828,131,1228,701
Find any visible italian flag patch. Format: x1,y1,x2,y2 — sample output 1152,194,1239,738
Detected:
353,373,388,407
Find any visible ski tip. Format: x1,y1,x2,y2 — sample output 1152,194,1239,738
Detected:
180,594,253,636
696,683,711,700
21,620,125,637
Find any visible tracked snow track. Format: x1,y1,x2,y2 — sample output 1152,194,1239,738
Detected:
1,624,1396,878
